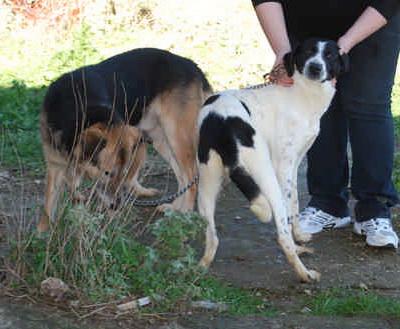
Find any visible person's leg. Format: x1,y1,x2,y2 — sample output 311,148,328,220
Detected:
341,13,400,247
306,94,350,218
299,91,353,234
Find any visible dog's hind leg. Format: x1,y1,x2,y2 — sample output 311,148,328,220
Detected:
239,141,320,282
198,150,224,268
37,163,66,232
229,167,272,223
153,87,202,212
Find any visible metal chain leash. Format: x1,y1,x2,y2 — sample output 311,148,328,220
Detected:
127,175,199,207
246,64,285,90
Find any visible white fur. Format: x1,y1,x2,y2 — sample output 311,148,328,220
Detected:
197,59,336,282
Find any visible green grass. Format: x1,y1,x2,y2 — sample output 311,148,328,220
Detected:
197,277,274,316
8,206,271,315
308,289,400,317
0,25,104,172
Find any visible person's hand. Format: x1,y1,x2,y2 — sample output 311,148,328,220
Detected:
270,53,294,87
337,35,353,55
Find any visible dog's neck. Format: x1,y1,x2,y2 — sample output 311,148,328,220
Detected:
292,71,335,96
289,70,336,116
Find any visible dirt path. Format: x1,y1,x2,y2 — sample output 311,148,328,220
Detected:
1,159,400,328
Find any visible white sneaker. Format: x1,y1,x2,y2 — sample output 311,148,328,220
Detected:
353,218,399,248
299,206,352,234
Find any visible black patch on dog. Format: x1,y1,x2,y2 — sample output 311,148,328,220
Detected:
204,94,220,106
240,101,251,116
43,48,211,153
198,113,255,167
230,166,260,202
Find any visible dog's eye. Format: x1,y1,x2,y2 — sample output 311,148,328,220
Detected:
325,52,332,59
105,171,110,176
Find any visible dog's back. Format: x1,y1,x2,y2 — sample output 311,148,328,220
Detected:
42,48,211,154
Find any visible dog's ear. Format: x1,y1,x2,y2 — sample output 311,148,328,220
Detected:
283,51,295,77
118,125,143,165
339,52,350,74
78,124,107,163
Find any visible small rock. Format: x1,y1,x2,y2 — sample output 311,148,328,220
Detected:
41,277,69,301
0,171,10,181
301,306,312,314
304,289,312,296
69,300,80,307
359,282,368,290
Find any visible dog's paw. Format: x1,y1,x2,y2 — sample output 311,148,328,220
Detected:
293,229,312,243
37,216,50,233
135,186,160,197
71,192,86,204
199,257,212,269
301,269,321,283
295,245,314,255
156,203,175,213
250,196,272,223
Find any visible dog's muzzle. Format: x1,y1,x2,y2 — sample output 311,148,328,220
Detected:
305,61,326,81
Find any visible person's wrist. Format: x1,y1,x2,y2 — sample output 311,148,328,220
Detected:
274,48,291,66
337,35,354,54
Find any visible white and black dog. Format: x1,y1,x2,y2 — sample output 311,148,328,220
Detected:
196,38,349,282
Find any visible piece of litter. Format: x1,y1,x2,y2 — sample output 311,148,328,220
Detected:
304,289,312,296
117,296,151,311
301,306,311,314
191,300,228,312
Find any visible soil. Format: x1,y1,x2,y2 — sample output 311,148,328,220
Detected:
1,157,400,329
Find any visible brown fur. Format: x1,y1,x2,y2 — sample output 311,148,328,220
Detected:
38,82,210,232
38,119,151,232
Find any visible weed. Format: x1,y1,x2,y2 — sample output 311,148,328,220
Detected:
308,288,400,317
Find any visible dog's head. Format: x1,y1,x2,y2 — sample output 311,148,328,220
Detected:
283,38,349,82
76,123,142,184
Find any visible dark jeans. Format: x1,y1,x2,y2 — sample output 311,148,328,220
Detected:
306,13,400,222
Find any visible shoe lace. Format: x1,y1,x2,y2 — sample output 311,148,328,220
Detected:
363,218,392,233
301,207,333,225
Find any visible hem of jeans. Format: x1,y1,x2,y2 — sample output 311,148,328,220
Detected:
307,199,350,218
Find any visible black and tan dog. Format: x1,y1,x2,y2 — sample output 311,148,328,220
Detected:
38,48,211,232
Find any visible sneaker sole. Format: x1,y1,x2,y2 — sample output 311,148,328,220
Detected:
353,228,398,249
300,217,352,234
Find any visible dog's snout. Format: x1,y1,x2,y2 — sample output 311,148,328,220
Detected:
309,62,322,75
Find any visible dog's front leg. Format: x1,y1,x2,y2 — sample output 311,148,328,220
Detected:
66,167,85,204
290,136,319,243
37,163,66,232
275,144,312,244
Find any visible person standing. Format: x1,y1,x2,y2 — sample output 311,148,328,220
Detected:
252,0,400,248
